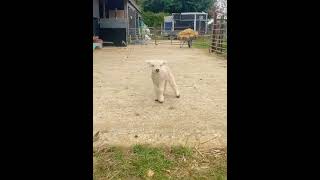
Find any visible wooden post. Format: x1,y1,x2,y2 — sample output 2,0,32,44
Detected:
217,23,221,54
220,23,224,53
219,17,224,53
205,13,208,34
211,13,217,53
194,14,196,31
103,0,106,18
212,24,216,52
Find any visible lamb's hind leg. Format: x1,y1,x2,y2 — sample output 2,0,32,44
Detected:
168,74,180,98
164,80,167,95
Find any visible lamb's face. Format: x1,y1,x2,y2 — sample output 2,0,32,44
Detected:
146,60,167,73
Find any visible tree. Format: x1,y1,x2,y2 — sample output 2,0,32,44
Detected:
208,0,227,19
139,0,217,28
142,11,169,28
139,0,213,13
143,0,166,13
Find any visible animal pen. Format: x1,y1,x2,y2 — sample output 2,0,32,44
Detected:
164,12,208,35
126,17,227,56
124,8,227,55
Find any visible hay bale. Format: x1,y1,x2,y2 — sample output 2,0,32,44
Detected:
178,28,199,39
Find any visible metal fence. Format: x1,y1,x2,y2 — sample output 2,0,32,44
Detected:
128,27,204,45
126,24,227,55
127,27,181,45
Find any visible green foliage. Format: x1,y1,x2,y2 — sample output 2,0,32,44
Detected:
141,11,169,28
139,0,213,13
138,0,214,28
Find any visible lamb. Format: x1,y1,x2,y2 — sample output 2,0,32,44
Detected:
146,60,180,103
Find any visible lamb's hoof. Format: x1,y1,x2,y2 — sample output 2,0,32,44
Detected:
155,99,159,102
176,95,180,98
158,101,164,103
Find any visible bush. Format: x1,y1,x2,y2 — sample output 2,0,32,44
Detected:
142,11,169,28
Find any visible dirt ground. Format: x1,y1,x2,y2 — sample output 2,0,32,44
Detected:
93,41,227,149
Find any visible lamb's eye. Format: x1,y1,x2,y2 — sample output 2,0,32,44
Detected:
152,65,154,67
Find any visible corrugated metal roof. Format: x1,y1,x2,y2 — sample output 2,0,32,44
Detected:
172,12,207,15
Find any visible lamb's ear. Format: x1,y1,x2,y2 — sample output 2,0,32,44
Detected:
145,60,152,66
161,60,167,65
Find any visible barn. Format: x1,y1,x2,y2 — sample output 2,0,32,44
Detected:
93,0,142,46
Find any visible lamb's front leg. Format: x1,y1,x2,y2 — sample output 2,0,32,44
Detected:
154,80,166,103
154,85,159,102
157,80,166,103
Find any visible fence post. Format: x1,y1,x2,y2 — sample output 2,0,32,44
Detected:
211,23,217,53
217,23,222,54
220,23,224,53
211,14,217,53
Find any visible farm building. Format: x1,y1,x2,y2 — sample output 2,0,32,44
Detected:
164,16,174,32
164,12,208,35
93,0,142,46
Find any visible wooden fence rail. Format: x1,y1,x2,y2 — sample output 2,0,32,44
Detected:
210,22,227,54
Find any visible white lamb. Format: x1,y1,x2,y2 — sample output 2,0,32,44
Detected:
146,60,180,103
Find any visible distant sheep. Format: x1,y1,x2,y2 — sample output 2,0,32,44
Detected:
146,60,180,103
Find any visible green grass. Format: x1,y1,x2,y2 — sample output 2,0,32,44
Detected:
171,145,193,158
132,145,172,179
193,36,228,56
192,36,211,49
93,144,227,180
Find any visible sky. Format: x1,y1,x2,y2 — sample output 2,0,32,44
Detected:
215,0,227,15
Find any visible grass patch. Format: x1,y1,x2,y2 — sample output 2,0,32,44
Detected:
94,144,227,180
171,145,193,158
131,145,172,179
193,37,211,49
193,36,228,58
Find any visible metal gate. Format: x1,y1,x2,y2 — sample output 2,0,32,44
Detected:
127,27,199,47
126,26,225,52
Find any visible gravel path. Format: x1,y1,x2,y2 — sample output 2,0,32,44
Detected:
93,42,227,149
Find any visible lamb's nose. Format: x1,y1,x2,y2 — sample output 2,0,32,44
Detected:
156,69,159,72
